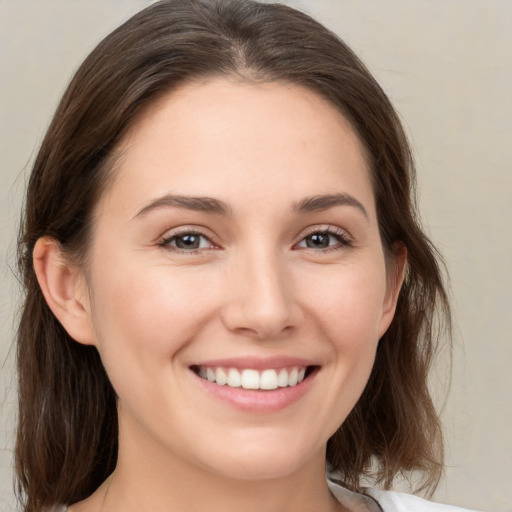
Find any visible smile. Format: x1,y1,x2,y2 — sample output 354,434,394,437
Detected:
194,366,309,390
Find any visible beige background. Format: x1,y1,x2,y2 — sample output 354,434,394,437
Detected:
0,1,511,511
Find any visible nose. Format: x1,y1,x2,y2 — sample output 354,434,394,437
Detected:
221,250,301,339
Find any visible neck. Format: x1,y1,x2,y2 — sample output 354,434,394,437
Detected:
109,462,339,512
98,415,343,512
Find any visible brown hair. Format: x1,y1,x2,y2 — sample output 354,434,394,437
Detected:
16,0,450,510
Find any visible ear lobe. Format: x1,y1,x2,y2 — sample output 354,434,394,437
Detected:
378,243,408,338
33,237,96,346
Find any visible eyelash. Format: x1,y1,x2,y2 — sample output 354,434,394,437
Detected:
158,226,353,254
295,226,353,253
158,228,217,254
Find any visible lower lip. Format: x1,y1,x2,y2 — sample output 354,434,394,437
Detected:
192,370,317,413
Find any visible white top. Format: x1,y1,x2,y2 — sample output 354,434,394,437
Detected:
55,480,480,512
328,479,481,511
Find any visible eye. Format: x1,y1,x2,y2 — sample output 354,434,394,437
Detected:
160,230,215,251
295,228,352,251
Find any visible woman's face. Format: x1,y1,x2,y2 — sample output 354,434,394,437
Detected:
81,79,401,481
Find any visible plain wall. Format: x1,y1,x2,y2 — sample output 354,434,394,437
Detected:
1,1,511,511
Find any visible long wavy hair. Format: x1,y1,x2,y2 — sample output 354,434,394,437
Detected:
16,1,451,510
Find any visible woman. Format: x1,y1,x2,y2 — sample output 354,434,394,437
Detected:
15,1,477,511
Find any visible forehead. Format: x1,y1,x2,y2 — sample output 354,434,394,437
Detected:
98,78,375,220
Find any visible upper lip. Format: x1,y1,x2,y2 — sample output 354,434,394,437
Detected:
190,356,317,371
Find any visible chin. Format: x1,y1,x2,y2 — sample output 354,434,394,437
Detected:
206,453,311,482
190,431,325,482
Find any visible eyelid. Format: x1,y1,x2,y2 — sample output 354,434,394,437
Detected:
293,225,353,251
156,224,353,253
158,226,220,252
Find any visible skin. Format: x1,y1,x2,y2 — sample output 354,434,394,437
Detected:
34,78,405,512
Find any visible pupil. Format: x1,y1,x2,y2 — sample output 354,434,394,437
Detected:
307,233,329,248
176,234,199,249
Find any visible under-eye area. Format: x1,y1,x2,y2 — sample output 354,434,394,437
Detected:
190,365,320,390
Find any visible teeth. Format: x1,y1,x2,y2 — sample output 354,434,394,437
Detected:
277,368,289,387
215,367,228,386
197,366,308,390
288,367,298,386
241,369,259,389
260,369,278,390
227,368,241,387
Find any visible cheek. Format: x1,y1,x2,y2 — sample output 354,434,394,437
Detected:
289,262,388,436
87,256,220,374
300,260,388,347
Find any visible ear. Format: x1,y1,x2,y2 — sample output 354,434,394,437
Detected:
378,242,407,338
33,237,96,346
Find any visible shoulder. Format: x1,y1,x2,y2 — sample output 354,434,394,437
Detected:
364,488,482,512
327,477,480,512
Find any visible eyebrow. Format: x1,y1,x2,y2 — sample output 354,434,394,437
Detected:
294,193,368,219
133,192,368,220
133,194,232,219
